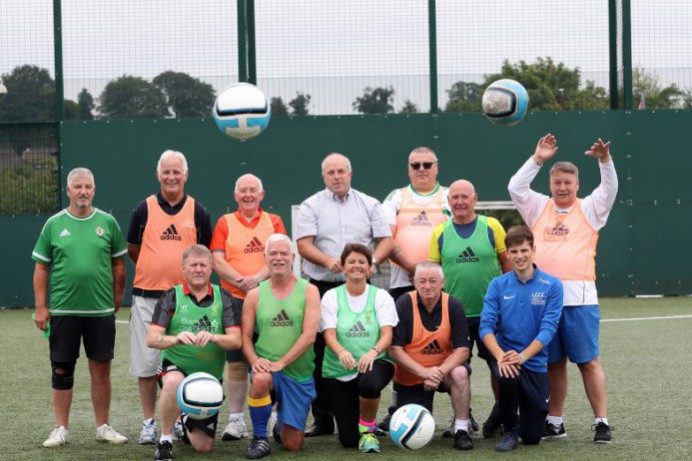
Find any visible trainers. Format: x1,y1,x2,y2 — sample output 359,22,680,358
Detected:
453,430,473,450
495,432,519,452
483,403,503,438
139,420,158,445
154,440,173,461
43,426,69,448
470,409,479,433
442,417,454,438
173,419,184,441
377,413,391,433
359,432,381,453
222,414,248,441
96,424,128,444
272,420,282,445
245,436,271,459
592,422,613,444
268,411,278,436
542,421,566,439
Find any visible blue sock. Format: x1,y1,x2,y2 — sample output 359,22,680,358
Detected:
248,395,272,438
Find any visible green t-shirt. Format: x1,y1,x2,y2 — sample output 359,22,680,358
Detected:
440,215,501,318
162,284,226,380
32,208,127,316
254,278,315,382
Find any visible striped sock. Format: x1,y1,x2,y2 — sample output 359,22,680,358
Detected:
248,395,272,438
358,417,376,434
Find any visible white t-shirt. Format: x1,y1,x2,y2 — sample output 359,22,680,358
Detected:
320,284,399,381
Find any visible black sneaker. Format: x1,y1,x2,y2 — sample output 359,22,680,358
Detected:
483,402,503,438
592,422,613,444
246,436,271,459
495,432,519,452
453,430,473,450
272,422,282,445
542,421,566,439
378,413,391,433
470,409,479,433
154,440,173,461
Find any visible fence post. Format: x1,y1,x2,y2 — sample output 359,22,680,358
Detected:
53,0,64,207
621,0,633,110
247,0,256,85
237,0,248,82
428,0,438,113
608,0,618,109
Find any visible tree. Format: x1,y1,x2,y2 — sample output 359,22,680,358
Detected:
0,65,55,123
353,86,395,114
77,88,95,120
64,100,79,120
445,81,484,112
0,157,59,214
270,97,289,116
289,92,311,116
153,71,215,118
98,75,169,119
632,68,688,109
400,100,420,114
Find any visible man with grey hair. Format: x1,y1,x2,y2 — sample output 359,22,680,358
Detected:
210,173,287,440
508,133,618,443
33,167,128,447
389,261,473,450
296,152,394,437
127,149,212,444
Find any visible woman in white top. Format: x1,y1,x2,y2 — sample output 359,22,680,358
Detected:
320,243,398,453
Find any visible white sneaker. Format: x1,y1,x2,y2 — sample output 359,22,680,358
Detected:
173,419,184,441
222,414,247,441
96,424,128,444
268,411,278,436
138,420,158,445
43,426,69,447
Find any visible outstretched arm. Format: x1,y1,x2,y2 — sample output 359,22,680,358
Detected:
508,134,554,227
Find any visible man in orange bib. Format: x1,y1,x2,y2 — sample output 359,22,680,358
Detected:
508,134,618,443
389,262,473,451
210,173,287,441
127,150,212,444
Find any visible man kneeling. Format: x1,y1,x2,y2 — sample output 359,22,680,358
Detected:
389,262,473,450
147,245,242,460
480,226,563,452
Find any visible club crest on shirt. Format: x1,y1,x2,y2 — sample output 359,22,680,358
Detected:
531,291,546,305
95,226,105,236
543,221,569,242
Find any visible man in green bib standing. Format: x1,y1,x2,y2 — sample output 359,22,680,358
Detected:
147,244,242,460
242,234,321,459
33,167,128,448
429,179,510,437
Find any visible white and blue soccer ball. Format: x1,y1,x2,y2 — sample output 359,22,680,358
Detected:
177,372,224,420
213,82,271,141
482,78,529,126
389,404,436,450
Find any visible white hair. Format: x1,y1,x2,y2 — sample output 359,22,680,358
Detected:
265,233,293,257
321,153,352,174
156,150,189,174
414,261,445,280
66,167,94,186
235,174,264,193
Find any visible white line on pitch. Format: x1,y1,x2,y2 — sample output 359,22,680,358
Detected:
601,314,692,323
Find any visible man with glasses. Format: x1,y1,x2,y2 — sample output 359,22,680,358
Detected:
296,152,393,437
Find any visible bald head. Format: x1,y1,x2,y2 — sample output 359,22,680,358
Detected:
235,173,263,192
448,179,478,224
321,153,353,198
234,173,265,216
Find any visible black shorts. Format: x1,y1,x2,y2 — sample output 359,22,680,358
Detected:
466,317,492,361
49,315,115,362
393,381,451,414
180,413,219,442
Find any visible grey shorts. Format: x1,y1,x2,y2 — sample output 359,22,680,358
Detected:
128,295,161,377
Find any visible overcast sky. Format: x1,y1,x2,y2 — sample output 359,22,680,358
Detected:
1,0,690,114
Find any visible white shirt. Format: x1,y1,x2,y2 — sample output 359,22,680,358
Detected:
295,188,391,282
507,157,618,305
382,185,450,289
320,285,399,382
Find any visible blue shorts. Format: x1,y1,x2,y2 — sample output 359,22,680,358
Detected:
273,371,316,431
546,304,600,364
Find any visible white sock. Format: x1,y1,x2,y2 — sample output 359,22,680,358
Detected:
160,434,173,444
547,416,563,426
454,419,469,432
594,417,608,425
230,412,244,420
143,418,155,426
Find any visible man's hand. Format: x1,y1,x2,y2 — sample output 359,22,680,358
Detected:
251,357,273,374
325,257,343,274
34,305,50,331
585,138,612,163
357,349,378,374
194,330,213,348
176,331,197,346
338,349,357,370
238,274,260,292
532,134,559,165
496,350,522,378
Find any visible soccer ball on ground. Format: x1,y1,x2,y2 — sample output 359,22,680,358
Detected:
177,372,224,420
481,78,529,126
389,404,436,450
213,82,271,141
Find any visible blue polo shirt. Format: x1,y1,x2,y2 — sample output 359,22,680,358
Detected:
480,265,563,373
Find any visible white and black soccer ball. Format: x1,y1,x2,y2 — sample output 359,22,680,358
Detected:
482,78,529,126
177,372,224,420
389,404,436,450
213,82,271,141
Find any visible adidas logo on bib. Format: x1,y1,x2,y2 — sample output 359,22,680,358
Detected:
270,309,294,327
160,224,182,241
456,246,480,263
421,339,444,355
244,236,264,253
346,321,369,338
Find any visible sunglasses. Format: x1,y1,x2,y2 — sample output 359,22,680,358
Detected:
409,161,436,170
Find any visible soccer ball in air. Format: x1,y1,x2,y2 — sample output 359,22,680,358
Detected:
389,404,436,450
482,79,529,126
213,82,271,140
177,372,224,420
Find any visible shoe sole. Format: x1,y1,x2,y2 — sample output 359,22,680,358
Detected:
97,438,128,445
541,433,567,440
139,440,157,445
594,439,612,444
222,433,245,441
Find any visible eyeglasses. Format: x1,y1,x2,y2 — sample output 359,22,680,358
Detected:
409,161,436,170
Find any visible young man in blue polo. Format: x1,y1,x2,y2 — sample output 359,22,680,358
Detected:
480,225,563,452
